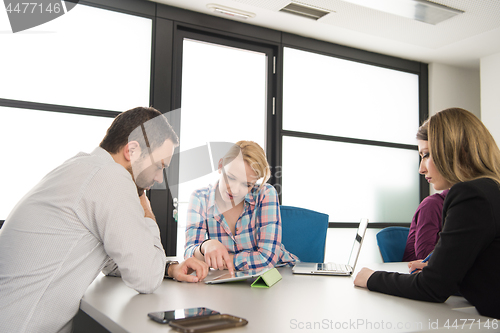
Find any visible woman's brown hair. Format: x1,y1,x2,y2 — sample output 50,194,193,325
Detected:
419,107,500,186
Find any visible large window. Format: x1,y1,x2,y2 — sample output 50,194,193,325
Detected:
1,107,114,218
282,136,419,222
282,47,419,145
0,3,153,220
1,0,428,257
281,47,422,223
0,4,151,111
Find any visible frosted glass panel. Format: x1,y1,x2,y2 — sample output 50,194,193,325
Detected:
176,39,267,230
283,47,419,145
281,136,420,222
0,4,151,111
0,106,114,219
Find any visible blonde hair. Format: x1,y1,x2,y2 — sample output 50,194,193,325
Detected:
424,108,500,186
222,140,271,188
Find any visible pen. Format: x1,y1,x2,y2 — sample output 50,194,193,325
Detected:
410,252,433,274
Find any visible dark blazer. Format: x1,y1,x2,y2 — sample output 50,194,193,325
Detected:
368,178,500,319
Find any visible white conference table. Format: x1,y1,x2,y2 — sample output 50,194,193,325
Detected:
80,262,495,333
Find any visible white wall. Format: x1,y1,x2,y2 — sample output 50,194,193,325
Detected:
427,63,481,196
428,63,480,117
480,52,500,145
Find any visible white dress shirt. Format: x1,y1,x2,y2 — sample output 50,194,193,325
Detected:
0,147,167,333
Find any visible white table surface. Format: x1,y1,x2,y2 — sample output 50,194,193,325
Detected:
80,262,495,333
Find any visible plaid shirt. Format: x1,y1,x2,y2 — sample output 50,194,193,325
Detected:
184,182,299,270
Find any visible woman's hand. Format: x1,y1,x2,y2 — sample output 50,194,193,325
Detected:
201,239,235,274
353,267,375,288
408,259,427,274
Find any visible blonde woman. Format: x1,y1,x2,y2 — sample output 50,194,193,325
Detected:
185,141,298,273
354,108,500,319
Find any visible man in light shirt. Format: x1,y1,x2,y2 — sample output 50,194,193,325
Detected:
0,107,208,333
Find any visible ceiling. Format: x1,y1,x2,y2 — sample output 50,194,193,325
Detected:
149,0,500,69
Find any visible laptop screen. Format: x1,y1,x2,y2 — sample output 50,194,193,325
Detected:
348,218,369,269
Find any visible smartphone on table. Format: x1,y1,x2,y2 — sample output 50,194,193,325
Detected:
168,314,248,333
148,307,220,324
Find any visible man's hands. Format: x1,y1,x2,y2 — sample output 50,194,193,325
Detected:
168,257,209,282
201,239,235,275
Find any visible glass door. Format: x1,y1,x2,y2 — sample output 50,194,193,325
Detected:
169,29,276,256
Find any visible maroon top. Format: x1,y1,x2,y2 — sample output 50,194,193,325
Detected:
402,189,449,261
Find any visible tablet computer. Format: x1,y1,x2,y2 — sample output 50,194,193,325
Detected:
204,267,270,284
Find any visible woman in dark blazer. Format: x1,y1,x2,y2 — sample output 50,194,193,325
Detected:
354,107,500,319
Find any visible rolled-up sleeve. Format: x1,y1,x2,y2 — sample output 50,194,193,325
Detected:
184,191,208,259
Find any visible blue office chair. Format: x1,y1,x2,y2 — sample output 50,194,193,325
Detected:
376,227,410,262
280,206,329,263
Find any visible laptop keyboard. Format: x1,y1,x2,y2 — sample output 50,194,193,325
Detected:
317,263,350,272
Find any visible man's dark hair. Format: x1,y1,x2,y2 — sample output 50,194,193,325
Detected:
100,106,179,155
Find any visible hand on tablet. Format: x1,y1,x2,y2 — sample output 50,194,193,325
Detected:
170,257,209,283
202,239,235,275
223,254,235,272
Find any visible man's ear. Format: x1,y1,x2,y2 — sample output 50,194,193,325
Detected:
124,141,140,162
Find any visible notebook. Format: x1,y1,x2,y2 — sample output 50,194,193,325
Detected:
292,218,369,276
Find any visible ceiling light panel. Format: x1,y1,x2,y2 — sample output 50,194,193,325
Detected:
340,0,463,24
230,0,500,51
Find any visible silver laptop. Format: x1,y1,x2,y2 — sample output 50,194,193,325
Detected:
292,218,369,276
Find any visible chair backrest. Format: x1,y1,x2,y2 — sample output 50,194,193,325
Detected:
280,206,329,263
376,227,410,262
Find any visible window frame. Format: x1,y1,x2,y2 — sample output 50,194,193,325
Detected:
158,24,279,255
0,0,156,222
275,34,429,228
0,0,430,250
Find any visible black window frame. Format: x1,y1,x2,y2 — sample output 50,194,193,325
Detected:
276,34,429,228
0,0,429,251
0,0,157,225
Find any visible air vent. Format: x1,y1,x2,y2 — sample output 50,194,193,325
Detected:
280,2,331,20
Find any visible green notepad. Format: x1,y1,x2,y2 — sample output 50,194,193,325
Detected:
251,268,282,288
